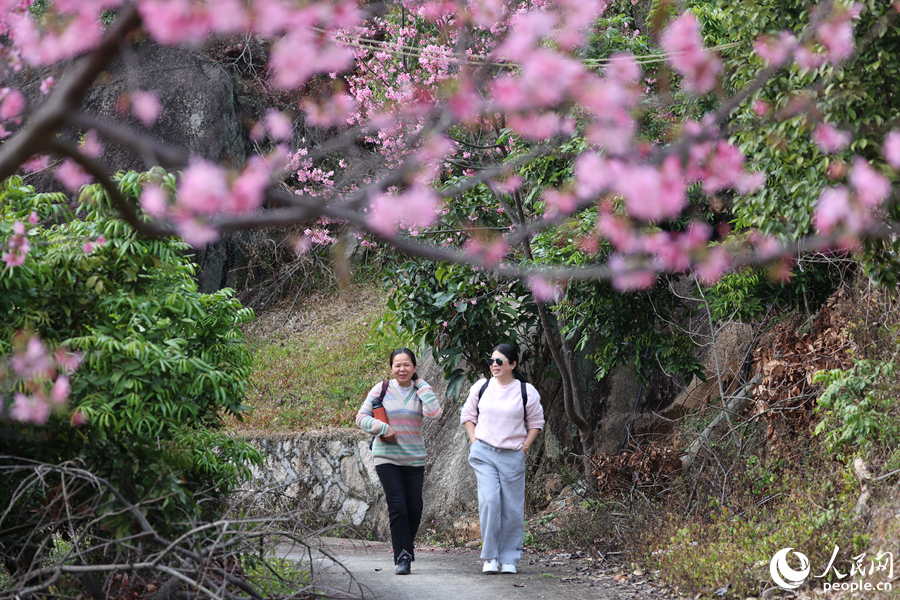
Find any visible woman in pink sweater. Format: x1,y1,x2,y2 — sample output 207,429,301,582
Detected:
461,343,544,575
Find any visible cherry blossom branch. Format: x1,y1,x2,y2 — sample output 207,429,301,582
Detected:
46,138,172,238
68,112,189,169
0,4,142,181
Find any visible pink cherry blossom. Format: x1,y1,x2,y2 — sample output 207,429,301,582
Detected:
527,275,563,302
615,156,686,221
70,409,88,427
814,185,852,234
21,154,51,173
54,348,83,372
3,228,30,268
849,157,890,208
468,0,507,28
883,131,900,169
10,393,50,424
50,375,69,404
596,214,635,251
694,246,730,285
369,185,439,235
482,239,509,267
131,90,162,127
543,189,577,218
753,99,769,117
660,12,722,94
753,31,797,65
735,171,767,194
0,87,25,120
79,129,103,158
140,185,169,216
55,159,93,191
817,17,855,64
138,0,213,44
574,152,611,199
813,123,851,153
39,76,55,95
10,10,102,65
265,109,293,141
28,211,39,224
701,141,747,194
177,159,230,214
82,241,95,253
270,30,352,89
176,218,220,247
609,254,657,292
13,221,25,236
301,92,357,127
605,53,641,84
12,337,52,379
794,46,825,71
228,156,269,213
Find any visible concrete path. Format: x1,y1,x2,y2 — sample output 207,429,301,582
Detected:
278,538,674,600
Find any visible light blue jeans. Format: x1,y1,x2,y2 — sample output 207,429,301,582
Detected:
467,439,526,566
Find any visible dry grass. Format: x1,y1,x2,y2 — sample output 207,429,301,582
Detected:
227,281,407,435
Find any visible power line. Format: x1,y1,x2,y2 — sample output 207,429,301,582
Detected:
312,26,743,69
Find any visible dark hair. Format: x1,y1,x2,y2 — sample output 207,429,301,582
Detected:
492,343,526,382
390,347,419,381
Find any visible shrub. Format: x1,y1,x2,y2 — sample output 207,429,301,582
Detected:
0,171,262,571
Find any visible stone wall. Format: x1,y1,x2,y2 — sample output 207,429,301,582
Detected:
241,430,390,537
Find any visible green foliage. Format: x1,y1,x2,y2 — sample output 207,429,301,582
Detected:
706,0,900,241
705,259,844,323
0,171,262,544
813,360,900,463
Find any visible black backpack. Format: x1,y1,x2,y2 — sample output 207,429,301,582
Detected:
476,379,529,426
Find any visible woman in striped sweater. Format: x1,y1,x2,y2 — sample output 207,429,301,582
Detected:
356,348,442,575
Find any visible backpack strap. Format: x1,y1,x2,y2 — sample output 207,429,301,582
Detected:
369,380,390,450
521,380,528,427
372,379,390,408
475,379,529,426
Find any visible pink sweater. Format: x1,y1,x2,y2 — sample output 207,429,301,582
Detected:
460,378,544,450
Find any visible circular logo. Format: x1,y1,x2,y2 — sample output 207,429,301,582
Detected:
770,547,810,590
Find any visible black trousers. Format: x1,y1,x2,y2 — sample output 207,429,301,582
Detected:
375,463,424,564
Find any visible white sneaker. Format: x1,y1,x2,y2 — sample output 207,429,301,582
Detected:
483,559,499,573
501,564,517,574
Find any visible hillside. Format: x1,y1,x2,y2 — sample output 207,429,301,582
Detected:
228,281,404,435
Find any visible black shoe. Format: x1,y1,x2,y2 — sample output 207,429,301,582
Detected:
395,557,411,575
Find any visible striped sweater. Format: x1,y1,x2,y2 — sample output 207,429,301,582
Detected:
356,379,443,467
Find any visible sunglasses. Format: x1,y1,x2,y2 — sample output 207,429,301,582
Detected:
486,358,506,366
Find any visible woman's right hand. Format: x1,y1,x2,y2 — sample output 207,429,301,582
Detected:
382,426,397,443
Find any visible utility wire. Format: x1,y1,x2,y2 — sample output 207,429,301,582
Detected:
310,25,743,69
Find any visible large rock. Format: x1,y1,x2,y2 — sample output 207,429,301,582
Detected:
661,322,753,419
17,42,251,293
420,354,480,540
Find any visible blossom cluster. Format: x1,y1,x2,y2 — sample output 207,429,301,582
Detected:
0,0,896,294
2,219,30,267
3,334,83,425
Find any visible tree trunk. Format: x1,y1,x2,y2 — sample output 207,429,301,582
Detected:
509,190,595,476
